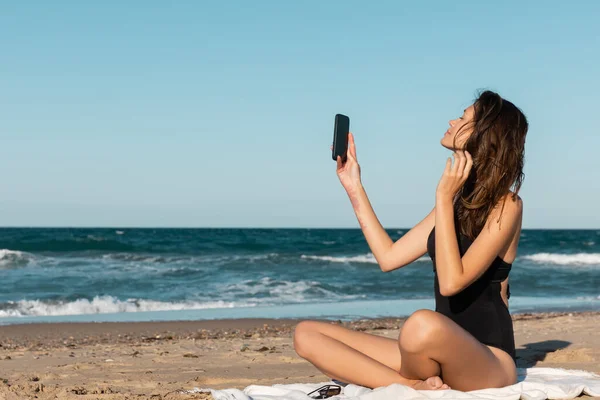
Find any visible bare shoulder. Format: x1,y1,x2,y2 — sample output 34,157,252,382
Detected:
486,191,523,261
488,191,523,224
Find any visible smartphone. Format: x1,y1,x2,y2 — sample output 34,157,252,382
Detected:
332,114,350,162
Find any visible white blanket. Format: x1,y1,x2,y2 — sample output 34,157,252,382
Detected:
193,368,600,400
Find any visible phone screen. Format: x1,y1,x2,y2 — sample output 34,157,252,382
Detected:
332,114,350,161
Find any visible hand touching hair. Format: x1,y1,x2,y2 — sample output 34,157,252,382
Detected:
452,90,528,239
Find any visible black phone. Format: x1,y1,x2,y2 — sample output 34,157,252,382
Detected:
332,114,350,162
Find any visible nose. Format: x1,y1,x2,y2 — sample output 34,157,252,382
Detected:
448,119,454,127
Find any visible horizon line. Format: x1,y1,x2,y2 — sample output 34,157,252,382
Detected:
0,226,598,231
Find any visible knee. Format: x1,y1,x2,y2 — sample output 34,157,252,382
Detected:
398,309,444,354
293,320,320,359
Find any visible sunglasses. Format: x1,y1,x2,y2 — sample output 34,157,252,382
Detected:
307,384,342,399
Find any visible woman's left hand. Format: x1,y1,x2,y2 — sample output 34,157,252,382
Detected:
436,150,473,201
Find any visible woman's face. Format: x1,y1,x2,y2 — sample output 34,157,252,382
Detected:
441,104,475,150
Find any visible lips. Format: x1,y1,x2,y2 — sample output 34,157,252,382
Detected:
444,130,450,136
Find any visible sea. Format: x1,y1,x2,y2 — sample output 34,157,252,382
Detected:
0,228,598,325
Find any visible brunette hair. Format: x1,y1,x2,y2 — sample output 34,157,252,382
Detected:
452,90,528,239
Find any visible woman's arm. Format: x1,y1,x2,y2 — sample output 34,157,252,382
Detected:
434,193,522,296
348,184,436,272
434,150,522,296
335,133,435,272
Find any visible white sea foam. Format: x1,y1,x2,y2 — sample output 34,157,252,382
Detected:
301,253,430,264
222,277,365,303
102,253,169,263
0,249,37,269
301,253,378,263
0,296,254,318
0,276,367,318
575,294,600,301
522,252,600,266
101,252,279,264
197,253,279,265
236,253,279,262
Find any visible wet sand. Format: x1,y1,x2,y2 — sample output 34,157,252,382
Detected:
0,311,599,399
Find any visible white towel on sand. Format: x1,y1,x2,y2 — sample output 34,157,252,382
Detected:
193,367,600,400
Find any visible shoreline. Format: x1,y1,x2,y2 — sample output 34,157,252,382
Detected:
0,309,596,337
1,310,599,349
1,311,599,399
2,296,597,327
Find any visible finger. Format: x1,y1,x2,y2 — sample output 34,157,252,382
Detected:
444,157,452,174
464,150,473,177
456,150,466,176
349,132,357,160
336,155,343,170
346,145,356,163
346,141,356,163
450,152,458,174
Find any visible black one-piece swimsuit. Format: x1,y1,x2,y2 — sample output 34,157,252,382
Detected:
426,223,517,362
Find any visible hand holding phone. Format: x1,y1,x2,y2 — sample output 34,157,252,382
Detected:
331,114,362,193
332,114,350,162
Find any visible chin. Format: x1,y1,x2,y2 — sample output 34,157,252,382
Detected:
441,135,462,151
440,137,453,150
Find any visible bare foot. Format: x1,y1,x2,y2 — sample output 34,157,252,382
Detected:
411,376,450,390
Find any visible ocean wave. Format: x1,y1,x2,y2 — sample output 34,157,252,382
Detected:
522,253,600,266
0,249,37,269
101,252,280,265
102,253,172,263
300,254,430,264
0,238,135,253
221,277,366,303
0,296,254,318
575,295,600,301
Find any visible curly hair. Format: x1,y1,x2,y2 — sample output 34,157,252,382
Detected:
451,90,528,240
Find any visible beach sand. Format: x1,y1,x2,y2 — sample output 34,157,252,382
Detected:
0,311,599,399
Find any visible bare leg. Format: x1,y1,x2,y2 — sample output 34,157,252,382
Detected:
294,321,403,370
293,320,448,390
398,309,517,391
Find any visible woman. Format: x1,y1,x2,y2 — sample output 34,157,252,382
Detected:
293,90,527,392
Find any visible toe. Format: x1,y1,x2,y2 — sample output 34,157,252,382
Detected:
427,376,443,389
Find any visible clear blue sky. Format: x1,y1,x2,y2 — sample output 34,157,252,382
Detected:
1,1,598,228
